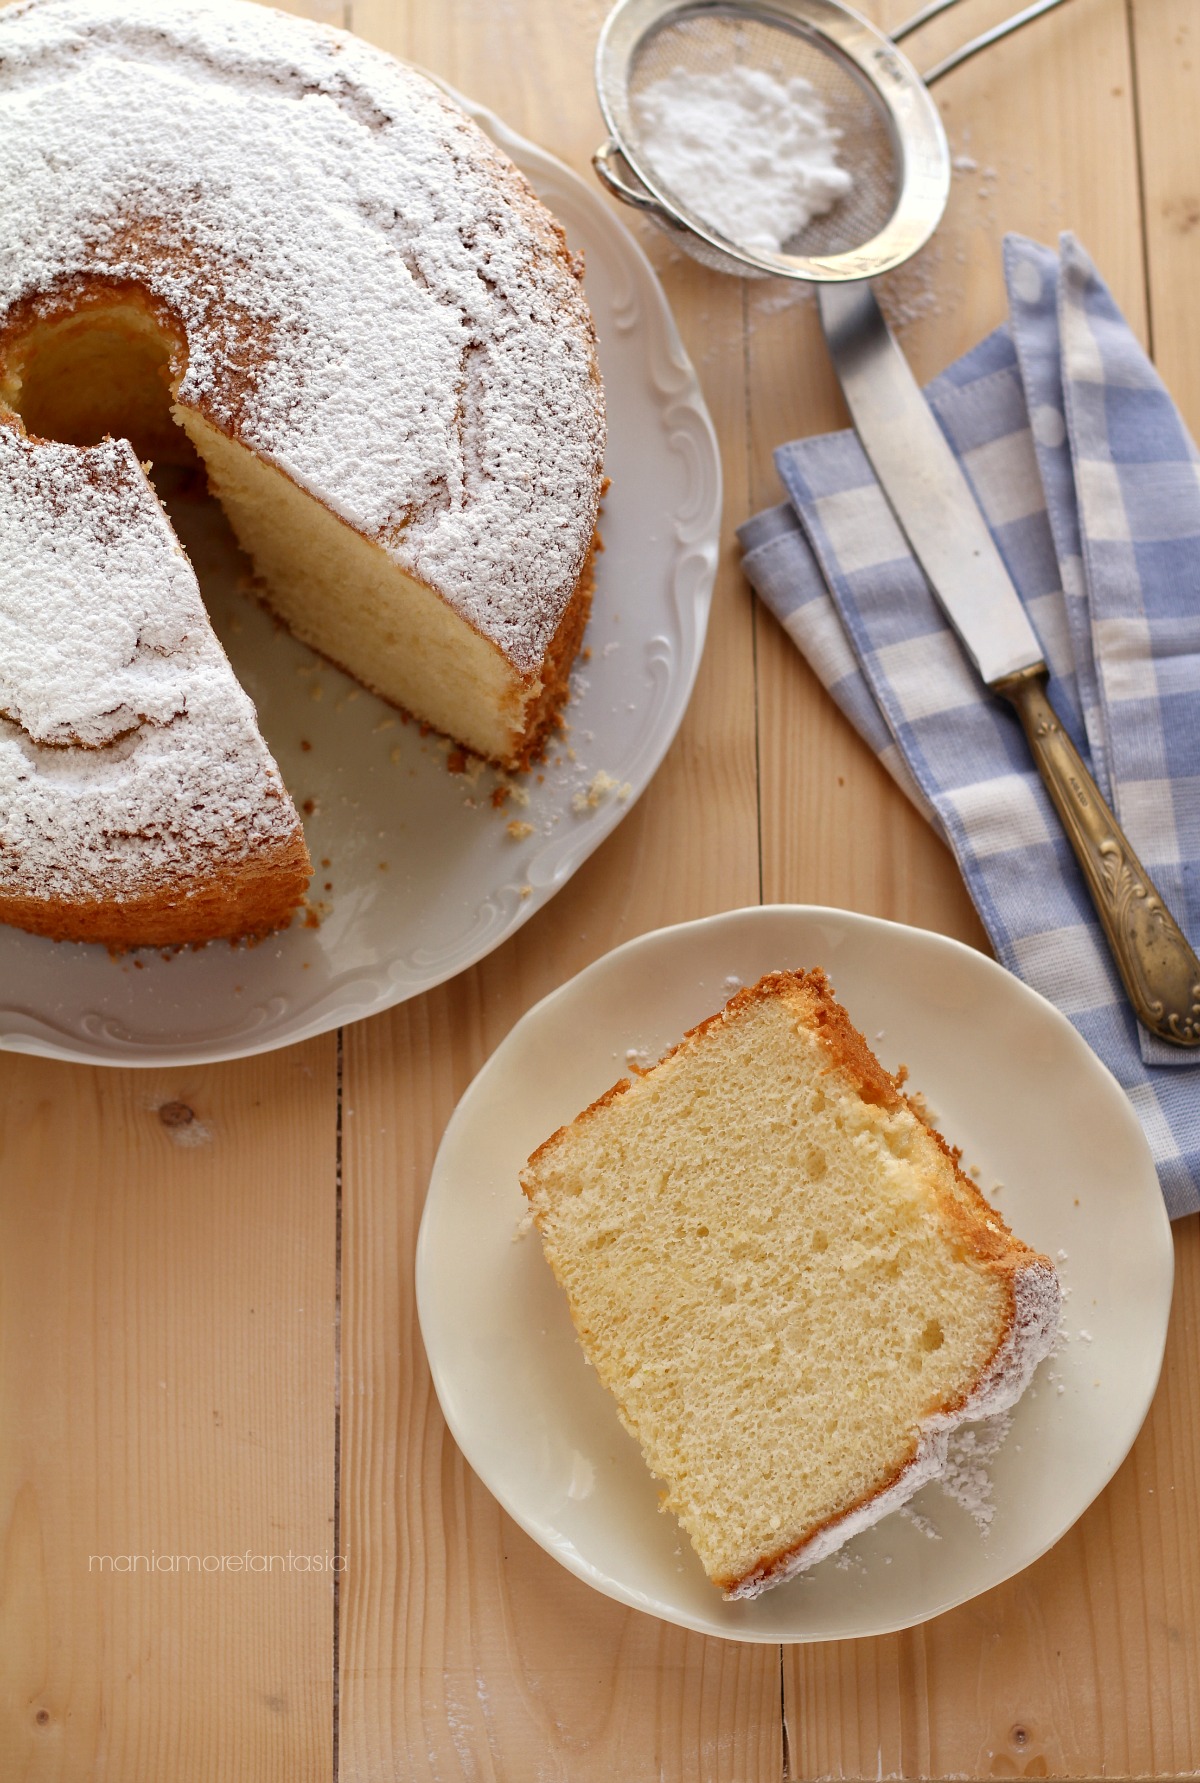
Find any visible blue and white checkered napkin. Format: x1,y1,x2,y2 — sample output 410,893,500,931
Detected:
738,234,1200,1218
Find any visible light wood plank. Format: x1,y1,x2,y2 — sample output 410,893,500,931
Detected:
0,14,341,1779
339,992,780,1783
1130,0,1200,430
0,0,1195,1774
337,2,781,1775
0,1041,339,1781
771,2,1200,1774
786,1220,1200,1780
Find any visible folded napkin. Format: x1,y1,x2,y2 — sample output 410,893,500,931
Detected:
739,234,1200,1218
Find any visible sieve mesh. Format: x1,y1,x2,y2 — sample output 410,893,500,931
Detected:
624,9,900,262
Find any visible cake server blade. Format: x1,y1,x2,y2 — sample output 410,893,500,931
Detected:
816,280,1200,1048
817,280,1042,685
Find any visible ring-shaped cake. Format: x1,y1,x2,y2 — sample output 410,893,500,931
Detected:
0,0,606,948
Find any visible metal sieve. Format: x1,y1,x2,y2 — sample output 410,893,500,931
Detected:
594,0,1072,283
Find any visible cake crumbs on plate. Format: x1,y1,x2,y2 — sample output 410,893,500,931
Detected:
506,820,534,841
572,769,621,813
447,749,489,786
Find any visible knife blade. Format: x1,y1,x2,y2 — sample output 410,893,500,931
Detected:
818,281,1042,686
816,280,1200,1047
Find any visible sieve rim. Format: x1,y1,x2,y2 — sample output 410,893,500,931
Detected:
594,0,951,282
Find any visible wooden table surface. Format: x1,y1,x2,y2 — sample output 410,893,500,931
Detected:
2,0,1198,1777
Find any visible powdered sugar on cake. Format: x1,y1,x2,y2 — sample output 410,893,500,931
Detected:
0,0,604,673
3,435,203,751
0,429,299,899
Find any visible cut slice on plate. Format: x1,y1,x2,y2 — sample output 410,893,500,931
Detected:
521,968,1061,1598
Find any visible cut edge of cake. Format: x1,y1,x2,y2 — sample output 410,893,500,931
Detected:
521,968,1062,1600
176,399,600,771
724,1241,1060,1598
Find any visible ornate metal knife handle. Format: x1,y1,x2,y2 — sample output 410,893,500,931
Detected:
995,666,1200,1047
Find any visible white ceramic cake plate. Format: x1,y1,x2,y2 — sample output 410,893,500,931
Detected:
418,904,1174,1643
0,101,720,1067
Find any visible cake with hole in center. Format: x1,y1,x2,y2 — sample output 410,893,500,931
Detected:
0,0,605,948
521,969,1060,1598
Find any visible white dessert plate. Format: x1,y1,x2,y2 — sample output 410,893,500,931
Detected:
0,98,719,1066
418,904,1174,1643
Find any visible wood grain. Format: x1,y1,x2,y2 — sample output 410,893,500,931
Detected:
775,3,1200,1776
0,0,1197,1776
786,1222,1200,1780
755,0,1147,947
338,989,781,1783
1130,0,1200,429
0,1042,339,1781
0,6,342,1778
336,5,779,1776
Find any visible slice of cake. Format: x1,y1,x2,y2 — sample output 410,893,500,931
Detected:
521,968,1060,1598
0,429,311,949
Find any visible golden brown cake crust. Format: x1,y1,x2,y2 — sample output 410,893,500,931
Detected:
715,973,1054,1596
0,420,313,951
508,534,598,769
0,0,607,678
0,831,311,952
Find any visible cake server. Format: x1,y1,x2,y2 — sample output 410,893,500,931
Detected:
817,279,1200,1047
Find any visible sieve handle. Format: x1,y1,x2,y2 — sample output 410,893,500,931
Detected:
916,0,1077,85
593,141,676,222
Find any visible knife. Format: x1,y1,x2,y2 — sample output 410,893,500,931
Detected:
817,280,1200,1048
